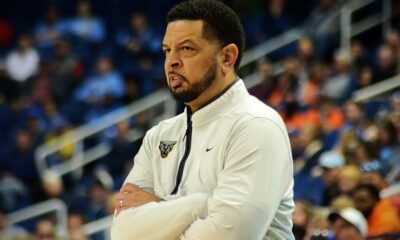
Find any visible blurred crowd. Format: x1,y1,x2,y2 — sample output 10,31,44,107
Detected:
0,0,399,240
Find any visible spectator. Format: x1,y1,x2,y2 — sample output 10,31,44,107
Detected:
249,58,275,103
319,151,345,206
296,37,317,82
0,210,29,239
303,0,340,61
115,11,161,94
0,173,30,212
2,130,39,201
67,0,105,44
34,6,66,59
337,165,361,196
257,0,293,43
74,56,124,105
375,45,398,82
50,39,83,105
328,207,367,240
353,184,400,236
322,49,356,103
5,35,39,98
292,200,313,240
101,121,139,184
67,212,87,240
360,162,389,191
385,29,400,67
297,63,328,108
376,119,400,174
30,62,52,105
33,218,60,240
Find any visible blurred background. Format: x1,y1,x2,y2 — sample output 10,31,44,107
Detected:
0,0,400,239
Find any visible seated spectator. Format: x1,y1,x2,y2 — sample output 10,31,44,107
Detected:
317,96,344,149
2,130,40,201
319,151,345,206
50,39,83,105
337,165,361,196
256,0,293,43
33,218,61,240
297,63,328,108
292,200,313,240
360,161,389,191
115,11,161,95
0,210,30,239
376,119,400,174
303,0,340,61
0,173,30,212
67,212,87,240
353,184,400,236
101,121,139,185
385,29,400,67
303,208,330,240
328,207,367,240
74,56,124,105
374,45,398,82
322,49,356,103
66,0,105,44
4,34,39,98
249,58,275,103
34,6,66,59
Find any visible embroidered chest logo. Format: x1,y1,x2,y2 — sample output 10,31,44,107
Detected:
159,141,177,159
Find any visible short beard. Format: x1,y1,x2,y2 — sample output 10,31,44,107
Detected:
169,59,217,103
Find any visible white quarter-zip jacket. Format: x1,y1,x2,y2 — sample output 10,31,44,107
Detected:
111,79,295,240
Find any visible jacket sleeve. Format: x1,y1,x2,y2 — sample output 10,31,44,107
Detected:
111,127,209,240
111,192,208,240
179,118,294,240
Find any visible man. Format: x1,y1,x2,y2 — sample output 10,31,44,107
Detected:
353,184,400,236
328,207,367,240
111,1,294,239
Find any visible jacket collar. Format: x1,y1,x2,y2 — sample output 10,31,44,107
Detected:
184,78,248,127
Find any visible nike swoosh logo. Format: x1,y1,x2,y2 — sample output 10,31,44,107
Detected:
206,147,213,152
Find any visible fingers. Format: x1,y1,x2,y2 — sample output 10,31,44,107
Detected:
120,183,141,193
114,193,130,216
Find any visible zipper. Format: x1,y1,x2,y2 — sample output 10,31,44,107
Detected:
170,108,193,194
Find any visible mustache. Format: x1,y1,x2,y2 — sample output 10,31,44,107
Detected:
168,71,187,82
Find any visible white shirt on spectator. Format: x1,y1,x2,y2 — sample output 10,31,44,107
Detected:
5,48,39,82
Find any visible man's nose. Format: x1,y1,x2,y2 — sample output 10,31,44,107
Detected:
166,50,182,68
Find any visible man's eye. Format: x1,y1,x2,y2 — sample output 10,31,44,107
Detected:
163,48,171,54
182,46,193,52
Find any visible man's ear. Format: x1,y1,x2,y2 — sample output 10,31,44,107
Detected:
220,43,238,75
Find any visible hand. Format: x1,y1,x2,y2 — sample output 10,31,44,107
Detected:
114,183,162,215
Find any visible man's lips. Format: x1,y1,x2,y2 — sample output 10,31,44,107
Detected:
168,73,185,88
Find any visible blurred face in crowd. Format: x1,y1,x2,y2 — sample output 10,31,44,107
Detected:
332,219,363,240
97,57,112,75
353,188,378,218
361,171,388,191
77,1,91,17
293,201,311,228
17,35,33,52
35,219,57,240
162,20,220,107
15,130,32,152
378,46,395,69
343,101,363,124
131,13,148,33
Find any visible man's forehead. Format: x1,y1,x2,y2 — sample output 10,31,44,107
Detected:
163,20,205,44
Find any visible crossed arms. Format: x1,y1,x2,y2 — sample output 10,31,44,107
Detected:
111,118,294,240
